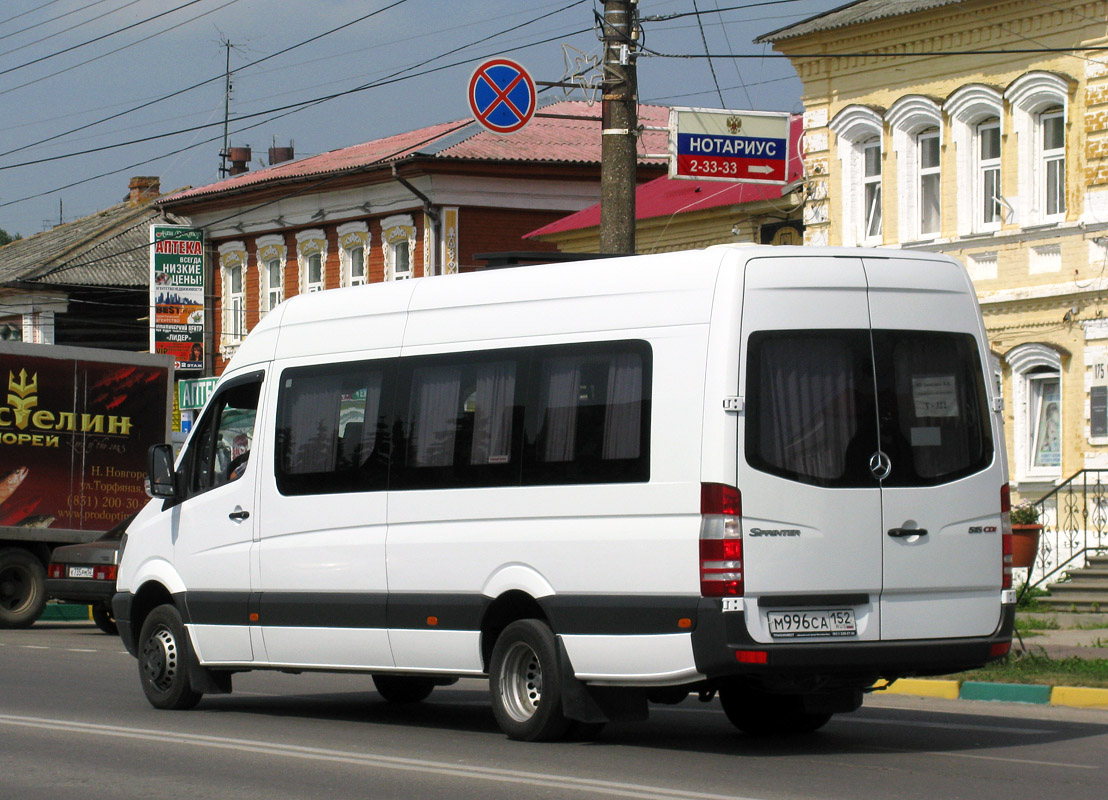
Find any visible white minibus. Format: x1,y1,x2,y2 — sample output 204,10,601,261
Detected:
114,245,1015,740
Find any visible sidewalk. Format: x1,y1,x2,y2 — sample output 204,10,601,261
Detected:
882,611,1108,710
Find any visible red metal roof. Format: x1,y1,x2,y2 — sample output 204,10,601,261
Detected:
161,101,670,205
526,115,804,238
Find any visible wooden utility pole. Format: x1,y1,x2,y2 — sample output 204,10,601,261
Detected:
600,0,638,254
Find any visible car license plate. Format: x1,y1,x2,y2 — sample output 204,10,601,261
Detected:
68,566,95,579
767,609,856,638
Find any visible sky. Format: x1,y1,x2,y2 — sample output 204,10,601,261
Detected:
0,0,843,239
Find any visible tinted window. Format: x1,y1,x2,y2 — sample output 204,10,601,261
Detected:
745,331,877,488
746,330,992,488
524,342,651,485
188,377,262,495
275,361,391,495
875,330,993,486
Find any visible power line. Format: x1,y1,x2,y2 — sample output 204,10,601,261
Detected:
0,0,409,158
0,0,210,77
691,0,725,106
0,9,591,174
0,0,79,35
0,0,142,56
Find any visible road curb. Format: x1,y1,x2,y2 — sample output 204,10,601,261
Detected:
880,678,1108,709
40,603,92,622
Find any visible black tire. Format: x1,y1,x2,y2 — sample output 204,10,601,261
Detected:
137,604,202,710
92,602,117,636
718,685,832,736
489,619,572,742
372,674,436,704
0,548,47,629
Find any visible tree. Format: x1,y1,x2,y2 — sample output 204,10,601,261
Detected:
0,227,22,247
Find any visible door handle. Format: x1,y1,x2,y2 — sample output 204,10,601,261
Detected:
228,509,250,522
888,527,927,538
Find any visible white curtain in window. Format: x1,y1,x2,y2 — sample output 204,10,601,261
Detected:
284,374,343,474
758,339,856,480
411,366,461,467
602,354,642,459
540,358,580,462
471,362,516,465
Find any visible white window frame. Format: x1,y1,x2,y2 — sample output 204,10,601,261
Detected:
945,84,1004,236
886,96,943,242
218,241,248,351
1008,71,1069,227
1007,343,1063,483
976,118,1003,231
830,105,884,246
381,214,416,281
256,234,286,316
337,221,370,287
295,229,327,294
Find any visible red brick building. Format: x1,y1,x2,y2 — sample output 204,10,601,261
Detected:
157,102,668,373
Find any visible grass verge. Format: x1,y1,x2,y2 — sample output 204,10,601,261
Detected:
950,653,1108,689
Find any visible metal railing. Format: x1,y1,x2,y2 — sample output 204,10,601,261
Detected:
1026,469,1108,588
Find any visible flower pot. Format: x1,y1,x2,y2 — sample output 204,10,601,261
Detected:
1011,523,1043,569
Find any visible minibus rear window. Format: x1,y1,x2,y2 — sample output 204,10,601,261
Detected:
745,329,992,488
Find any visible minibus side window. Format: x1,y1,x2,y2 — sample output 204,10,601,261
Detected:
188,378,262,496
524,342,651,485
393,356,522,488
275,361,390,495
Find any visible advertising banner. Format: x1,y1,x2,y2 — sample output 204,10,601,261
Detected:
0,347,171,533
151,225,205,370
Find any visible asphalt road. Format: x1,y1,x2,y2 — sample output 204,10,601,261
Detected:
2,622,1107,800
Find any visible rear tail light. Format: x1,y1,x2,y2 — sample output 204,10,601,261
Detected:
700,483,743,597
94,565,118,582
48,564,63,579
1001,484,1013,590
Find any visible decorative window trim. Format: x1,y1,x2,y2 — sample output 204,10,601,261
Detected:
1006,343,1063,483
1008,71,1070,226
256,234,286,316
337,221,370,287
381,214,416,281
218,240,247,353
945,84,1004,236
442,207,459,275
830,105,884,246
886,96,942,242
295,229,328,294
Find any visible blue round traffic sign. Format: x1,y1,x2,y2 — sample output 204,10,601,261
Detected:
468,58,536,135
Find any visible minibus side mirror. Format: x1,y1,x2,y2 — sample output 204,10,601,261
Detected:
147,444,178,500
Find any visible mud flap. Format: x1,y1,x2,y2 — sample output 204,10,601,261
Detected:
557,639,648,723
802,688,862,715
187,662,233,695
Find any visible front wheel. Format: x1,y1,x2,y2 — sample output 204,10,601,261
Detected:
489,619,572,742
718,685,832,736
0,548,47,629
137,604,202,710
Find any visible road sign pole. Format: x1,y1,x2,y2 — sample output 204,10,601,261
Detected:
600,0,638,255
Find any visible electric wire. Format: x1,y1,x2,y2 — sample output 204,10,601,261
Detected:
0,0,211,77
691,0,726,106
0,0,143,57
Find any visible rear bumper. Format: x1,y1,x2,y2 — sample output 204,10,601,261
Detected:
45,579,115,605
691,599,1016,682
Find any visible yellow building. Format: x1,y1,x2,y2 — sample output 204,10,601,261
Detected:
759,0,1108,508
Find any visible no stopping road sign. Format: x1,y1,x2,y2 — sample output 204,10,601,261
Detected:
468,58,536,135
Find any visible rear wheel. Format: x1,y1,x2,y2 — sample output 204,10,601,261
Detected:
718,685,832,736
92,602,117,635
0,548,46,629
372,674,436,704
137,604,202,710
489,619,572,742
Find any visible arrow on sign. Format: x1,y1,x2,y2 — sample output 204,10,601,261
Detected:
748,165,776,174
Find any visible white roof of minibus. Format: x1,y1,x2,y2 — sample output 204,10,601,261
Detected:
222,244,968,371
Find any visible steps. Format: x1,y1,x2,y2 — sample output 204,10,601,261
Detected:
1041,555,1108,612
